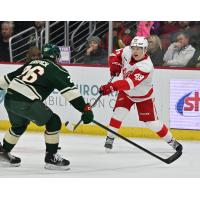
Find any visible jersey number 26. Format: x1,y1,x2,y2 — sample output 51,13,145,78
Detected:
20,65,44,83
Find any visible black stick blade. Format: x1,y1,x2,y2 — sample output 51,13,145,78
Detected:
164,150,182,164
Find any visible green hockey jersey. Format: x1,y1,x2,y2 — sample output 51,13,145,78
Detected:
3,59,81,102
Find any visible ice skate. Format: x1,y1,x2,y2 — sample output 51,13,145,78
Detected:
44,152,70,170
104,136,114,153
0,142,21,167
168,139,183,152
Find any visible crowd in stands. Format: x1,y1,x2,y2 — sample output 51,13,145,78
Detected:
28,21,45,47
0,21,15,61
0,21,44,62
83,36,107,65
83,21,200,67
0,21,200,67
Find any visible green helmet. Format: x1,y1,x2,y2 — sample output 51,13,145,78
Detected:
41,43,60,60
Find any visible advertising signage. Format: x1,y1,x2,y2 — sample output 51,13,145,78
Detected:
170,79,200,130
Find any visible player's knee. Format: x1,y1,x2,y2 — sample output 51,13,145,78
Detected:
144,120,163,132
35,118,50,127
11,124,29,136
46,113,61,132
112,107,129,121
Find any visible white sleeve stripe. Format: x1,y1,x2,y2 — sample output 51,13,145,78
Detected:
0,76,9,89
60,86,77,94
126,77,134,89
61,89,81,102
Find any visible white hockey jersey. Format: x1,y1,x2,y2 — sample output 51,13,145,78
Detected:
110,46,154,102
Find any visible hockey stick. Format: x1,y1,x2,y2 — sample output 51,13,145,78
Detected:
93,120,182,164
71,76,115,131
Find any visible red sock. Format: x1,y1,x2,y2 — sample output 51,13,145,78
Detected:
156,124,168,138
109,118,122,129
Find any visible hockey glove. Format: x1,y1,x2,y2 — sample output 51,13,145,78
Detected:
99,83,117,96
109,56,121,77
81,104,94,124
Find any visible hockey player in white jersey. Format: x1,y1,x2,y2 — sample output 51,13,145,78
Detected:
99,36,183,152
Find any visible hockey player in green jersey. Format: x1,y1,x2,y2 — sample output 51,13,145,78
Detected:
0,43,94,170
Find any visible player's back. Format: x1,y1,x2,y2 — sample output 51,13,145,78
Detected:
7,59,72,101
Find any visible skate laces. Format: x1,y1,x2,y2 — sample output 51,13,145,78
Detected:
7,153,16,160
54,153,63,162
168,139,178,148
106,137,114,145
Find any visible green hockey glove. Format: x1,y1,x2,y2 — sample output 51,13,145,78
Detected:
81,104,94,124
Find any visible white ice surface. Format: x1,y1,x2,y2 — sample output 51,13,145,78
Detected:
0,132,200,178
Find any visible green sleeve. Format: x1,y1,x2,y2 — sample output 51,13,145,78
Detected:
6,63,29,83
46,62,85,103
69,96,86,112
46,62,76,91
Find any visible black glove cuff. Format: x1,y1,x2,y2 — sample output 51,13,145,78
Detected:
69,96,86,112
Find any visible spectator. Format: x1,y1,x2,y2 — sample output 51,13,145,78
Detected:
159,21,180,51
112,21,125,49
118,28,132,48
187,43,200,67
170,21,193,42
102,21,125,50
188,23,200,49
159,21,180,35
28,21,45,46
0,21,14,62
25,46,41,62
150,21,160,35
147,35,164,66
163,32,195,67
178,21,191,31
83,36,108,65
136,21,154,37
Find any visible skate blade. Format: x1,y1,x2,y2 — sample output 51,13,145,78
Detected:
0,161,20,167
44,163,70,171
105,148,112,153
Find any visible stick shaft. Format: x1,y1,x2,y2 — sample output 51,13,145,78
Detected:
93,119,182,164
73,76,114,131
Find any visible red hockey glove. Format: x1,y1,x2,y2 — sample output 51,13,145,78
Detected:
99,83,117,96
109,56,121,77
